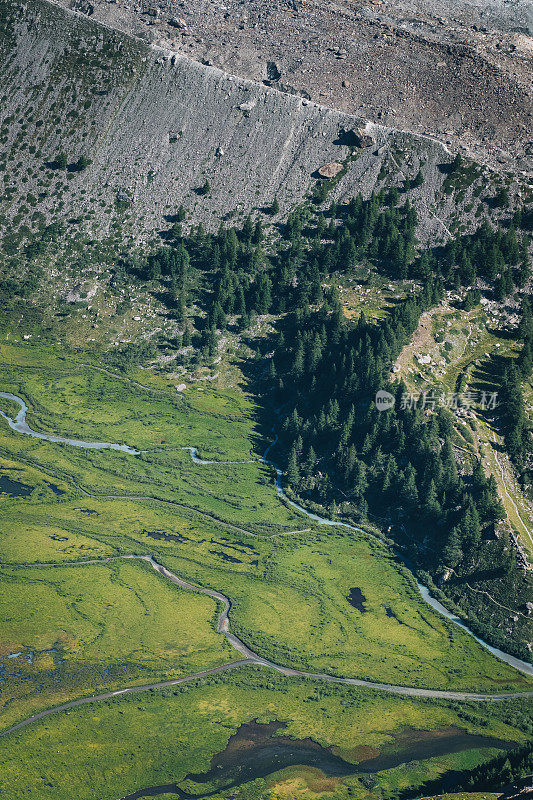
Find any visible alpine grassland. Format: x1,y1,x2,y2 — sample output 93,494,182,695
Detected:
162,531,530,691
0,340,530,709
0,558,238,729
0,669,529,800
0,341,306,529
0,332,531,799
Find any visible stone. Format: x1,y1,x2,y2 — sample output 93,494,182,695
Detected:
168,16,187,28
338,126,375,148
317,162,343,178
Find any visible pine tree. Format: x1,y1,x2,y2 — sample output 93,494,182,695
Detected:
252,219,263,244
307,445,317,475
169,221,182,241
443,527,462,568
401,464,419,505
287,446,300,486
241,215,253,243
293,345,304,379
460,500,481,548
238,312,250,332
412,169,424,188
54,152,68,169
424,479,441,517
290,407,301,435
451,153,463,171
236,285,247,317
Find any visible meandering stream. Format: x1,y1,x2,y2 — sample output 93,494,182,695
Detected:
0,392,140,454
1,388,532,705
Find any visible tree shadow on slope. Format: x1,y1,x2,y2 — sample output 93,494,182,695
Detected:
238,326,282,461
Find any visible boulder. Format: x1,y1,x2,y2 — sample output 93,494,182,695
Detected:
318,162,343,178
168,17,187,29
338,126,375,148
239,99,256,113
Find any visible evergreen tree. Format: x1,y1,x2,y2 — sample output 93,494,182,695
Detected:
401,464,419,505
241,215,254,243
443,527,463,568
252,219,263,244
54,152,68,169
287,446,300,486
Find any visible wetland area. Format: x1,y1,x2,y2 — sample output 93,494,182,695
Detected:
119,720,515,799
0,361,531,800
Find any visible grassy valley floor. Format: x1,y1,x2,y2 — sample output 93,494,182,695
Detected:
0,670,530,800
0,339,531,800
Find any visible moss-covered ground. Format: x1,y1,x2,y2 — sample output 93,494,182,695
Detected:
0,338,531,799
0,669,529,800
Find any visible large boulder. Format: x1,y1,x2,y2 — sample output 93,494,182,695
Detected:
338,127,375,148
317,162,343,178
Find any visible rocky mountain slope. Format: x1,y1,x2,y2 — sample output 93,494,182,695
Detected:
56,0,533,174
0,0,525,249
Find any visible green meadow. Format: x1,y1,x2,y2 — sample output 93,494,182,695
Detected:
1,491,529,692
0,341,260,458
0,343,306,531
161,529,531,691
0,558,237,729
0,340,531,701
0,669,528,800
0,339,531,799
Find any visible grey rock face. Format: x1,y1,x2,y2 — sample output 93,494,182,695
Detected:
0,0,514,244
52,0,533,173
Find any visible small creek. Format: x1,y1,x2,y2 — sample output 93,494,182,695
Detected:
1,390,532,679
0,392,139,454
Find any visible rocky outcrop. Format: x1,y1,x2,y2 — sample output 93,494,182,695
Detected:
0,0,517,245
317,163,344,178
53,0,533,173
